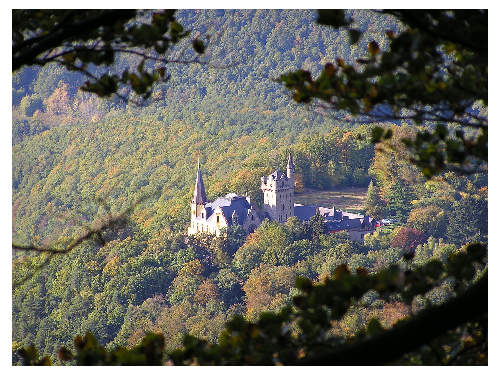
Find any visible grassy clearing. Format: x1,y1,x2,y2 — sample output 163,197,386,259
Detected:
294,187,368,212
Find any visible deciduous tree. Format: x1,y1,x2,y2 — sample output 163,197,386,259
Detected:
281,10,487,177
13,10,207,103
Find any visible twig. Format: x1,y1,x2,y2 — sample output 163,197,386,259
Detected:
12,194,152,288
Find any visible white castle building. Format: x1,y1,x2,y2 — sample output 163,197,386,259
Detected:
261,153,295,223
187,154,377,241
187,159,263,236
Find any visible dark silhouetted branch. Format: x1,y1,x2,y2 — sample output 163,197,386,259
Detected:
296,273,487,365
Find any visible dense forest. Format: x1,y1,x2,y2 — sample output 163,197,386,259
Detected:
12,10,487,365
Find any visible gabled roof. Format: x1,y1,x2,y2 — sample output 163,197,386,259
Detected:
193,159,207,204
294,203,375,231
206,193,251,226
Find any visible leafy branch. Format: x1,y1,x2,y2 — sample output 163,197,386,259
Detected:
280,10,487,178
12,10,219,104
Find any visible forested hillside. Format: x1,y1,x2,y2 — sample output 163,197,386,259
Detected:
12,10,487,365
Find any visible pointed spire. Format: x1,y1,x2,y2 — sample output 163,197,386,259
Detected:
193,158,207,204
287,153,294,171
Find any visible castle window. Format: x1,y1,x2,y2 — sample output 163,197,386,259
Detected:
251,214,254,220
202,213,204,219
217,215,220,223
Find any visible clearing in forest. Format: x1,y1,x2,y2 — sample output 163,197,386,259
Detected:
294,187,368,213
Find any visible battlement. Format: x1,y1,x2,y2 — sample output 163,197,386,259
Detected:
261,164,294,223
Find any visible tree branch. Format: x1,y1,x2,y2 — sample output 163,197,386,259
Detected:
296,273,487,365
13,10,135,71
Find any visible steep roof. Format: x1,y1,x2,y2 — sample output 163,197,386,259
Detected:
206,193,251,226
192,159,207,204
293,204,317,221
287,153,294,171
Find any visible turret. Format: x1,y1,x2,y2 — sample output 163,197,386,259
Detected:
260,155,295,224
286,153,295,188
191,159,207,220
193,159,207,204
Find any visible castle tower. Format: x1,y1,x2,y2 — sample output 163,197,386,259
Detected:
287,153,295,188
286,153,295,219
261,155,295,223
191,159,207,222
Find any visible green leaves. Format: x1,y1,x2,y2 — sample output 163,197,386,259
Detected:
316,10,351,28
398,124,487,179
50,332,167,365
17,241,487,365
192,39,206,54
12,10,205,103
280,10,488,177
348,29,361,45
18,345,51,365
295,276,313,291
371,127,392,143
366,318,384,336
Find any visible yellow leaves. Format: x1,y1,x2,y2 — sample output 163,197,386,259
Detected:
107,165,120,178
103,255,120,276
478,186,488,196
178,259,204,278
86,260,99,272
258,137,269,146
141,216,153,229
79,286,93,299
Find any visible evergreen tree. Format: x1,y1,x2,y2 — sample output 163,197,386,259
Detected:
385,180,416,224
364,180,386,220
446,195,488,246
308,211,327,242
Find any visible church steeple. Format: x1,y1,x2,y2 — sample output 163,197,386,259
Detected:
286,153,294,179
193,159,207,204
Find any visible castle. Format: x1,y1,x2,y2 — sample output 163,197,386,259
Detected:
187,155,377,241
261,153,295,223
187,159,263,236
